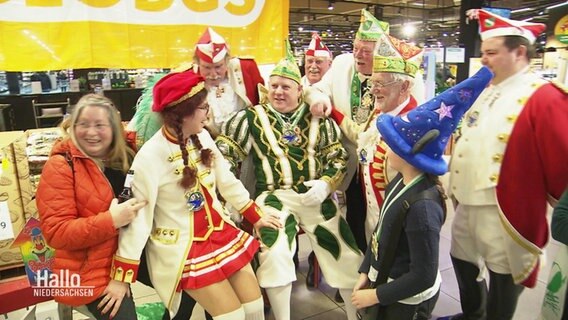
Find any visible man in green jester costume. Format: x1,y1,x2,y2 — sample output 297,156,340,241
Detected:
216,41,363,320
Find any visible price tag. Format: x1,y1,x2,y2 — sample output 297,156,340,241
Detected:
0,201,14,241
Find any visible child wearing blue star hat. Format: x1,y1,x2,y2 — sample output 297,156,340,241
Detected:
351,66,493,319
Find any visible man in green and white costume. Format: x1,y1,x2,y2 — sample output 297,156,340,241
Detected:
216,42,363,320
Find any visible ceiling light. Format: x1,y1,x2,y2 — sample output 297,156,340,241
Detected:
328,1,334,10
547,2,568,10
403,24,416,37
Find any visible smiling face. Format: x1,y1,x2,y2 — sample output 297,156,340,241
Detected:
304,56,331,85
268,76,302,113
197,58,228,87
353,39,376,75
74,105,113,158
182,100,210,137
370,73,410,113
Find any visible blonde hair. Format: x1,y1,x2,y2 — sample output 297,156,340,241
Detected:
62,93,134,173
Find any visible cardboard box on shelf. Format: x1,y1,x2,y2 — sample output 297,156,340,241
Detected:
24,127,63,218
0,131,33,268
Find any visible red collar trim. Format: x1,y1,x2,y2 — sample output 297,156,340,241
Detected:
400,95,418,115
162,127,188,144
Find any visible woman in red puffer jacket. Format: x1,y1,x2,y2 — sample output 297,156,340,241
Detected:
36,94,146,320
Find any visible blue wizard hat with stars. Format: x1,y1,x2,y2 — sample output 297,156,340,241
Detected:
376,66,493,175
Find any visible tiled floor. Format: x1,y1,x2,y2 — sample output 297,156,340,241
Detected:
4,202,559,320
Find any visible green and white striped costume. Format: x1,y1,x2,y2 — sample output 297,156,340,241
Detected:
216,102,362,289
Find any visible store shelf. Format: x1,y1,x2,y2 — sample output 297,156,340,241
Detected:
32,98,69,128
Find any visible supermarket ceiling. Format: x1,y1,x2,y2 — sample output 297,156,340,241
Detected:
288,0,566,52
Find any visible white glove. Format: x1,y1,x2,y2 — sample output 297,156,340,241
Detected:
225,203,243,224
301,180,331,206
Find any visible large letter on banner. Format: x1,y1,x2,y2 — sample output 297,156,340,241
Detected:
136,0,174,12
0,0,288,71
79,0,120,8
28,0,62,6
183,0,217,13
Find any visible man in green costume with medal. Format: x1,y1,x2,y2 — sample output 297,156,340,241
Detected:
216,41,363,320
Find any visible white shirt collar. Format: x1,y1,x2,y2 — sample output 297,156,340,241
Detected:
492,65,530,90
387,96,411,116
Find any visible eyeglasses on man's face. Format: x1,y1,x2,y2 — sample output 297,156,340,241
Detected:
370,79,400,88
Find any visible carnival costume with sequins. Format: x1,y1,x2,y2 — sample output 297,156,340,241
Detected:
110,128,263,315
216,102,363,289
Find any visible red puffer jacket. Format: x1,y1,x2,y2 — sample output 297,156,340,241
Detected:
36,139,119,306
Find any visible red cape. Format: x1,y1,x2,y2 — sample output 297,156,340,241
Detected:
497,83,568,287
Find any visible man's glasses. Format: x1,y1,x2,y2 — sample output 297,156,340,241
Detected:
370,79,400,88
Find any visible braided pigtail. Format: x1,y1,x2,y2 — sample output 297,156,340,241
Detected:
189,134,213,168
174,121,197,189
158,89,208,189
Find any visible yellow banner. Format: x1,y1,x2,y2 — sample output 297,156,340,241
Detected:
0,0,289,71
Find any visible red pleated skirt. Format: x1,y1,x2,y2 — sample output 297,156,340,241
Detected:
178,225,259,290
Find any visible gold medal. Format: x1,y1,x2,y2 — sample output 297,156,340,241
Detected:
371,230,379,260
